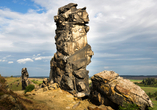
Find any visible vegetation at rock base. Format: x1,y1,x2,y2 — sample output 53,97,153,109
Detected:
24,84,35,93
118,102,154,110
2,76,157,109
31,80,38,84
118,102,139,110
31,79,42,86
132,79,157,109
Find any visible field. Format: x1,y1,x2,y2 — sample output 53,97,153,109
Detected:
132,79,157,109
5,77,43,91
4,77,157,109
129,79,142,83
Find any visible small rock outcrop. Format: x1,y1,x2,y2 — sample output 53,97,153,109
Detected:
90,70,153,110
21,68,29,90
49,3,94,97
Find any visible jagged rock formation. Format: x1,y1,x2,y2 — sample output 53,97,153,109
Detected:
49,3,93,97
90,70,153,110
21,68,29,90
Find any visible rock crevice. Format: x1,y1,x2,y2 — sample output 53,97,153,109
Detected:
90,70,153,110
49,3,93,98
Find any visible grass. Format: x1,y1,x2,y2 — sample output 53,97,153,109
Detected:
140,87,157,93
5,77,22,91
151,98,157,109
4,77,157,109
5,77,43,91
31,80,43,86
129,79,142,82
130,79,157,109
5,77,21,85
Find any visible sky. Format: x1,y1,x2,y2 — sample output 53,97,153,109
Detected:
0,0,157,77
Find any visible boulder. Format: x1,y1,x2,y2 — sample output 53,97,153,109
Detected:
90,70,153,110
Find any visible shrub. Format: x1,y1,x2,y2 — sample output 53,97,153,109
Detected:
148,107,154,110
142,78,157,86
147,91,157,98
118,102,139,110
24,84,35,93
0,76,6,84
155,97,157,100
31,80,38,84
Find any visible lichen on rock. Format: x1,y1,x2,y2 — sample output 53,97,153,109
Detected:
90,70,153,110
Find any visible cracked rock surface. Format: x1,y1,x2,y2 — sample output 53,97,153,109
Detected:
90,70,153,110
49,3,93,97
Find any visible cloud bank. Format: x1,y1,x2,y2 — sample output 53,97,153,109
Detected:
0,0,157,76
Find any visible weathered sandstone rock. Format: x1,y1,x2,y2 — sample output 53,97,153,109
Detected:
88,105,114,110
21,67,29,90
90,70,153,110
49,3,93,97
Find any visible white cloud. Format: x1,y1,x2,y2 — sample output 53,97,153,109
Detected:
3,55,11,59
0,0,157,76
104,66,110,69
2,60,5,62
17,58,33,64
96,53,122,58
8,61,13,64
37,54,41,56
0,0,157,53
114,58,152,61
34,56,52,60
0,7,55,52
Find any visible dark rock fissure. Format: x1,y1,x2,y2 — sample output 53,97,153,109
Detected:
49,3,94,98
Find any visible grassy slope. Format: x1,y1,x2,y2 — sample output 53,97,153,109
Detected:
5,77,43,91
5,77,157,109
5,77,22,91
141,87,157,93
131,79,157,109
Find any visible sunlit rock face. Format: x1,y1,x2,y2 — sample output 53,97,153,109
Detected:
90,70,153,110
49,3,94,97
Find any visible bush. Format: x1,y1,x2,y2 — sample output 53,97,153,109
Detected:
147,92,157,98
148,107,154,110
0,76,6,84
31,80,38,84
118,102,139,110
155,97,157,100
142,78,157,86
24,84,35,93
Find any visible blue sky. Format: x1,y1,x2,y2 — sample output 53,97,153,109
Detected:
0,0,157,77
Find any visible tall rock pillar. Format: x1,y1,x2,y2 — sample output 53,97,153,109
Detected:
49,3,94,97
21,68,29,90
